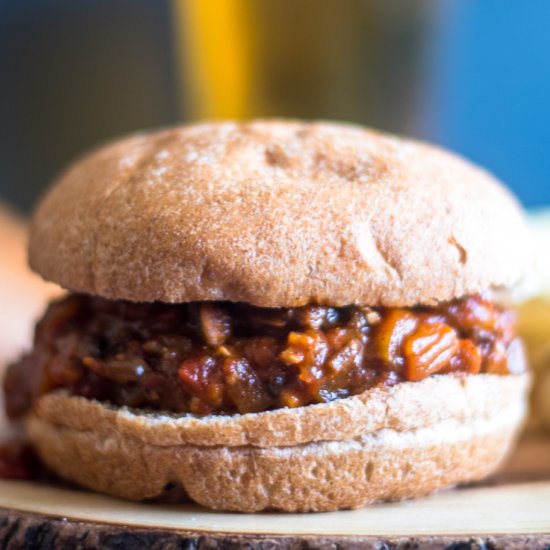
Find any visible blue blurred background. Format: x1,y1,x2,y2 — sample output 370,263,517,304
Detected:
1,0,549,213
421,0,550,208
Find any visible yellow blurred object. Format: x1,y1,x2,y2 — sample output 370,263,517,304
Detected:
172,0,430,127
518,297,550,371
173,0,255,119
516,209,550,431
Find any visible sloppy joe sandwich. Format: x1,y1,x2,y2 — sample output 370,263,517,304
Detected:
3,120,531,512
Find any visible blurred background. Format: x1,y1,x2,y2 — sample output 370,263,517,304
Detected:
1,0,549,213
2,0,550,435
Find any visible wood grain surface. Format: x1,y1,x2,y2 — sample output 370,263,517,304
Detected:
0,433,549,549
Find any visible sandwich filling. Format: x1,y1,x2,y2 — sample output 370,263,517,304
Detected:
4,293,524,418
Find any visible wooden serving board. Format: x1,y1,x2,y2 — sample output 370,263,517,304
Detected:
1,433,550,549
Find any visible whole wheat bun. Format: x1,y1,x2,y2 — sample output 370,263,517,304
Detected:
27,373,529,512
29,120,530,307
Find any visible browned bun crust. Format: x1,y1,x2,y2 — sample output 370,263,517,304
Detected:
29,121,530,307
27,373,529,512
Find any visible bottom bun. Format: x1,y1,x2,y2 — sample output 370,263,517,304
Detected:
26,374,528,512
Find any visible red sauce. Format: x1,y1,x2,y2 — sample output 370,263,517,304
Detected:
3,293,521,417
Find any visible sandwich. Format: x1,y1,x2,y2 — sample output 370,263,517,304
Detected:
3,120,531,512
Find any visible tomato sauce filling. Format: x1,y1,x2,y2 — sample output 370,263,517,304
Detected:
3,293,523,418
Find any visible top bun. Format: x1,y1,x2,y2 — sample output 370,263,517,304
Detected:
29,120,530,307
